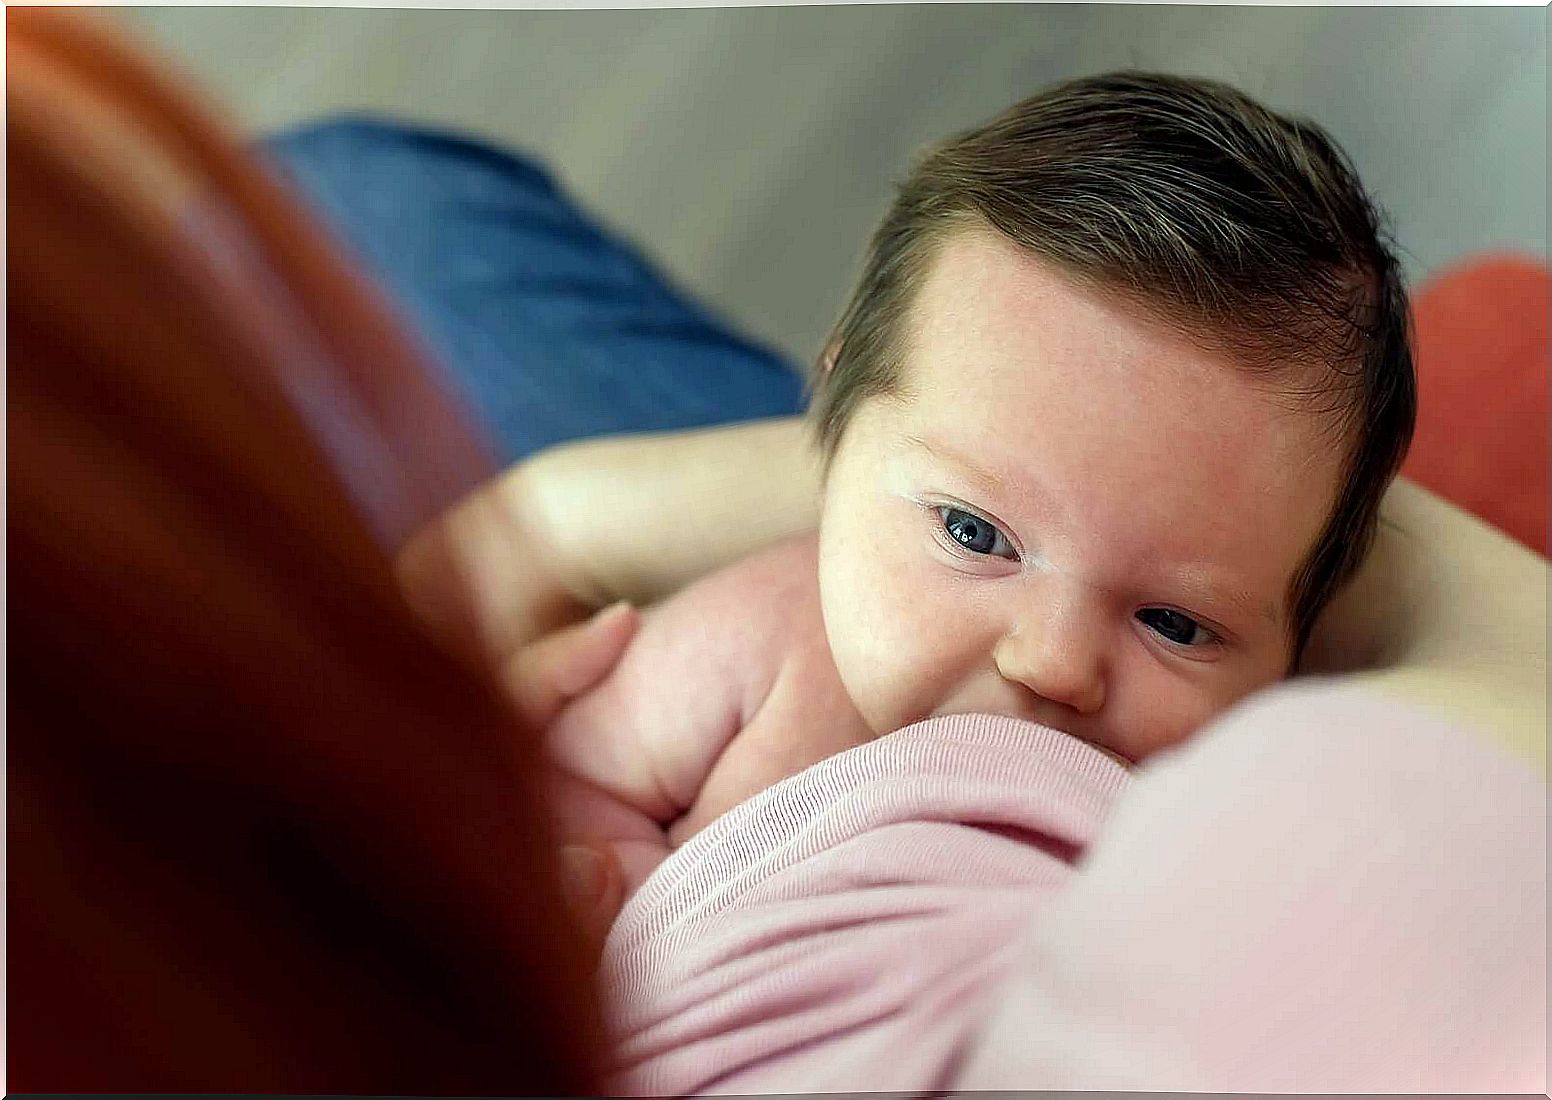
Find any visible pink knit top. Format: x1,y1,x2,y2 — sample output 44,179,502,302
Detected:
601,682,1546,1094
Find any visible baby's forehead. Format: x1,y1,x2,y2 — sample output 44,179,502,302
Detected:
883,229,1349,518
907,250,1346,440
914,226,1338,380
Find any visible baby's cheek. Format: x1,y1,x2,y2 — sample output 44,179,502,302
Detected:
835,590,959,734
1110,692,1202,761
817,579,888,732
1116,669,1273,762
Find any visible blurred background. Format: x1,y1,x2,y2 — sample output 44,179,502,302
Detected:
123,4,1546,369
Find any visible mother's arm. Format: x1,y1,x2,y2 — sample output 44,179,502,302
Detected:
403,416,1547,769
397,416,822,662
1299,477,1547,770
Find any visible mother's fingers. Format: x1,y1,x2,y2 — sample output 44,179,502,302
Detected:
505,601,639,728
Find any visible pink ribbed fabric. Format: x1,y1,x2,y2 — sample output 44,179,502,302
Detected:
600,683,1546,1095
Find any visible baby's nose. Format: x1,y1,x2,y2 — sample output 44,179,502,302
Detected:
992,601,1106,716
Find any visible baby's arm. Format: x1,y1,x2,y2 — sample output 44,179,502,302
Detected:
545,533,871,889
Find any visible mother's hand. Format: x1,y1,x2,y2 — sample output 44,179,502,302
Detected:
395,469,598,670
507,602,644,956
397,484,647,956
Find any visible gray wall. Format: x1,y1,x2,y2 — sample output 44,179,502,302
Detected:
125,5,1548,367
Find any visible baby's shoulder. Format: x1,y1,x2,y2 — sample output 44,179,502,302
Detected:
662,532,823,625
635,531,827,684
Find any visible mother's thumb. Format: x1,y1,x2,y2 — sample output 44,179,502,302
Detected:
506,601,638,727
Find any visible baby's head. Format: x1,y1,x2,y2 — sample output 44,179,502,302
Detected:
809,72,1416,763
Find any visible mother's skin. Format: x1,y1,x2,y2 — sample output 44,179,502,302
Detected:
401,415,1548,773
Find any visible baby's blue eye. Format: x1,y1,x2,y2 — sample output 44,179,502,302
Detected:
939,507,1017,559
1136,608,1209,646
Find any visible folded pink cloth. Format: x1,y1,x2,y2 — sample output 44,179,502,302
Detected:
601,682,1546,1095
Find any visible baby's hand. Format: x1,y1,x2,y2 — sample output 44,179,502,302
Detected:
546,533,872,883
663,536,874,845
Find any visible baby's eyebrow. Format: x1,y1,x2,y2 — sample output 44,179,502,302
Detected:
1168,568,1282,628
1242,592,1283,626
901,433,1011,495
1224,589,1281,627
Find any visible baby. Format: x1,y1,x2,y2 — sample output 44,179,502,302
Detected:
543,72,1415,885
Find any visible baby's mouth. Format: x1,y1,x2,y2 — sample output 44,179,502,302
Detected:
1031,721,1135,768
1083,740,1135,768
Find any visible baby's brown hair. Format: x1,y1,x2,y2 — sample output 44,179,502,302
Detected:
810,72,1416,661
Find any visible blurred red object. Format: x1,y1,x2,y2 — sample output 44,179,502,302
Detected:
1404,253,1549,557
7,8,600,1093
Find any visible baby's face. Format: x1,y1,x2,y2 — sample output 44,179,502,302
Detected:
817,228,1344,763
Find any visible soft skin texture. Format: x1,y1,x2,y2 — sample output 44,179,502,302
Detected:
818,228,1346,763
545,534,872,891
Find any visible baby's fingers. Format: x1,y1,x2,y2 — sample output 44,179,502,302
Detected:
505,601,638,728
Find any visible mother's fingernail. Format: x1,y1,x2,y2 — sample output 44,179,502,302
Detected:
589,600,634,632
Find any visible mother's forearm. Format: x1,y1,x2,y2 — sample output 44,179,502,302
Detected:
1302,478,1548,771
397,416,820,662
513,415,823,607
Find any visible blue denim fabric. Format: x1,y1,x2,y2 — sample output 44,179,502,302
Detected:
261,116,807,463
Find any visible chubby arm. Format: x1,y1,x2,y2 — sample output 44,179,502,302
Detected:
545,534,870,887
